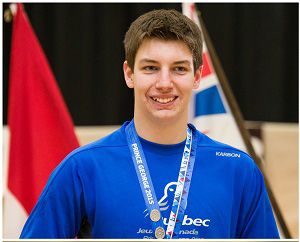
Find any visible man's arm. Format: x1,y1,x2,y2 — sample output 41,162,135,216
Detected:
20,156,86,238
237,164,280,238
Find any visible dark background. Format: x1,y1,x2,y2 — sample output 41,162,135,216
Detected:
3,3,299,125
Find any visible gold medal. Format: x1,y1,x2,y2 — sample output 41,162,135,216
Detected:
150,209,161,222
155,226,165,239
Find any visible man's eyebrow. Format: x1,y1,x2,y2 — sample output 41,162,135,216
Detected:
138,58,159,64
173,60,191,65
138,59,191,65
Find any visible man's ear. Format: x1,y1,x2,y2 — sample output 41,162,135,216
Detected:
192,65,203,90
123,61,134,88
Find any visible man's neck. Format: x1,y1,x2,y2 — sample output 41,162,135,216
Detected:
133,115,188,145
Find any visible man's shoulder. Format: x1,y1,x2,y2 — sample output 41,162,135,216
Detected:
195,129,253,164
67,122,128,159
195,129,259,182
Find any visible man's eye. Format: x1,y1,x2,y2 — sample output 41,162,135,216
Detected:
174,66,188,72
144,66,157,71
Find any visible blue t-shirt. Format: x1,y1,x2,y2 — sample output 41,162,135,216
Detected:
20,122,279,239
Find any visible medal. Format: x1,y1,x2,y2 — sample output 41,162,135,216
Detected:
155,226,165,239
126,120,197,239
150,209,161,222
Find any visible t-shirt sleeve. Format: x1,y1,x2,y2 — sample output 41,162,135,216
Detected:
20,156,86,238
237,163,280,238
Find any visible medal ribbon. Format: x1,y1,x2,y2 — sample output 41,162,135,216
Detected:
125,120,197,239
166,124,197,239
125,120,165,235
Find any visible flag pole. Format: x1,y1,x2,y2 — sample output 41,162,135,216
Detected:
196,7,291,239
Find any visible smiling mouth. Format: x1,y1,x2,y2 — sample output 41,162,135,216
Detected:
151,97,177,104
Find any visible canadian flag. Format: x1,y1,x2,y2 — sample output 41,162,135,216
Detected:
4,3,79,238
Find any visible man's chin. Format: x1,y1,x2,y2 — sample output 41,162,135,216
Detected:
149,110,179,122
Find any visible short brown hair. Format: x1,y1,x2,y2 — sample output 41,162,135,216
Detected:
124,9,203,73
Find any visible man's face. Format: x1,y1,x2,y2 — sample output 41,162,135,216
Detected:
124,38,201,124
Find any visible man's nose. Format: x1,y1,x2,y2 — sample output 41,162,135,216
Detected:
155,69,174,90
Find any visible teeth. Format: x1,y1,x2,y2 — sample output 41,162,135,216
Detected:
152,97,175,103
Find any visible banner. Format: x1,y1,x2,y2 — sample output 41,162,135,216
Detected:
183,3,247,152
4,3,80,238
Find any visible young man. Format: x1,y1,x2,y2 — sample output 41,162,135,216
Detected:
20,9,279,239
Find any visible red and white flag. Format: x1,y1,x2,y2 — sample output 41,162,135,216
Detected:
4,3,80,238
183,3,247,152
